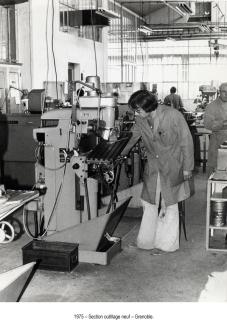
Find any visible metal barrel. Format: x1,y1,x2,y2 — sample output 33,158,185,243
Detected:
86,76,100,96
211,201,227,227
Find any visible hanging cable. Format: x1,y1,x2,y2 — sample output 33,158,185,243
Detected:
51,0,58,100
44,0,50,104
28,1,33,88
35,144,68,171
139,1,145,82
90,0,98,76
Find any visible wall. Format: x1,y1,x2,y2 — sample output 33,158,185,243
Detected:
145,4,189,25
16,0,108,91
17,2,32,89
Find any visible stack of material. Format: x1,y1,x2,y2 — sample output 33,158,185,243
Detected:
0,190,39,220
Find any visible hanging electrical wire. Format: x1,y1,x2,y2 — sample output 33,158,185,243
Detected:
51,0,59,101
139,1,145,82
90,0,98,76
44,0,50,101
28,1,33,88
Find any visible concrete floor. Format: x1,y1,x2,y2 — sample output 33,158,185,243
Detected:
1,168,227,302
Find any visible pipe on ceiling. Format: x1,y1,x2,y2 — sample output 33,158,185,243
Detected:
0,0,27,5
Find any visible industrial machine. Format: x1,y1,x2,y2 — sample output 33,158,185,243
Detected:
26,76,135,261
199,85,217,105
100,81,150,105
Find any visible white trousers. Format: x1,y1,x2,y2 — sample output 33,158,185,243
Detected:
137,175,179,252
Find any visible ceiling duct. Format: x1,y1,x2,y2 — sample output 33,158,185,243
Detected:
175,3,193,15
66,10,110,28
74,0,119,18
0,0,27,4
96,8,120,19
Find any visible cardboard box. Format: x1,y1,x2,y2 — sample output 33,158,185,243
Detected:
79,238,121,265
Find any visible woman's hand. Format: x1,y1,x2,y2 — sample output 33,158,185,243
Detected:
183,170,192,180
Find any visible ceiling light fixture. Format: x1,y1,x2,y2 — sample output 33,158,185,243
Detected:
138,25,153,35
95,9,120,19
152,28,184,32
165,37,176,41
199,24,211,33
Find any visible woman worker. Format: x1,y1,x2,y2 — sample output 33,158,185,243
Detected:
121,90,194,252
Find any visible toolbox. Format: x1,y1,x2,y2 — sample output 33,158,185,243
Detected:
22,240,79,272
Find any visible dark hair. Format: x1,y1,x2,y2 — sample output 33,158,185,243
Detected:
128,90,158,113
170,86,176,93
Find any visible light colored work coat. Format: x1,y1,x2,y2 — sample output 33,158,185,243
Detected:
164,93,184,110
204,98,227,168
121,104,194,206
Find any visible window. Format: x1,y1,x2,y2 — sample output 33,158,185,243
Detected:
0,5,17,63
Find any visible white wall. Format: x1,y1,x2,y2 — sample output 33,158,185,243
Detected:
17,2,32,89
16,0,108,91
145,5,189,25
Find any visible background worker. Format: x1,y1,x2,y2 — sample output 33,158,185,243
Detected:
121,90,194,253
204,82,227,173
164,86,184,112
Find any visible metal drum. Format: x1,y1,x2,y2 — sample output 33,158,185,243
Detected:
211,201,227,227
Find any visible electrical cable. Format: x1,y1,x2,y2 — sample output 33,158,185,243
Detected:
96,92,101,141
139,1,145,82
22,208,40,239
35,144,67,171
28,0,33,88
90,0,98,76
44,0,50,105
0,7,4,60
51,0,59,101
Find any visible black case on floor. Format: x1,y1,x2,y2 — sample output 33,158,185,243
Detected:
22,240,79,272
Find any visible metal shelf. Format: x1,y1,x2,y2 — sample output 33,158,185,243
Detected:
206,176,227,251
209,226,227,230
210,193,227,201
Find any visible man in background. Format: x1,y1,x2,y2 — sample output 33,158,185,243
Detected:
164,86,184,112
204,82,227,172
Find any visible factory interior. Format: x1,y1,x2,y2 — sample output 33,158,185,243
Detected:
1,0,227,328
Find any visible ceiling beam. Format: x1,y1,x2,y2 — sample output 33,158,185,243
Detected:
0,0,27,5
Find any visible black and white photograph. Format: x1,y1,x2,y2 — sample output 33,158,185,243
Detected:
0,0,227,330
